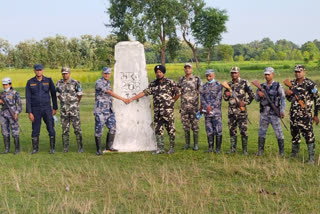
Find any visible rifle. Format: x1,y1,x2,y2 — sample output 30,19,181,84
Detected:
0,94,24,135
283,79,305,109
251,80,288,131
221,81,251,124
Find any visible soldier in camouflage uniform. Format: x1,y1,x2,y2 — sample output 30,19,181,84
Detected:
285,65,320,164
129,65,180,154
200,69,222,153
94,67,128,155
254,67,285,156
56,67,83,153
0,77,22,154
177,63,201,150
223,67,254,155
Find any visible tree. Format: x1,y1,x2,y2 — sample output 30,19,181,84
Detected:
179,0,205,69
107,0,184,66
191,7,228,63
301,41,320,61
217,44,233,61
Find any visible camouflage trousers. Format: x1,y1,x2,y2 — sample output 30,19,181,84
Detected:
0,110,19,137
290,115,314,144
205,116,222,136
94,112,116,137
154,113,175,136
228,113,247,137
180,109,199,132
258,114,283,139
60,109,82,137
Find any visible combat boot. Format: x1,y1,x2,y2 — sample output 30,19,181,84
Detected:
167,135,175,154
30,137,39,154
95,136,102,155
255,137,265,156
152,135,164,154
226,136,237,154
277,138,284,157
62,135,69,153
241,136,248,155
49,136,55,154
307,142,315,165
290,143,299,158
182,131,190,150
205,135,214,153
215,135,222,153
105,132,118,152
193,132,198,151
1,136,10,154
13,136,20,154
76,134,83,153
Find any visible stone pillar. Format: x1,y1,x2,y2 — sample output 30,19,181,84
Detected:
112,41,156,152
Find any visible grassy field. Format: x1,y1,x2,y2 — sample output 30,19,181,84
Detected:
0,61,319,213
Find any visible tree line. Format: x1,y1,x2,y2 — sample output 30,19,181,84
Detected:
0,35,319,70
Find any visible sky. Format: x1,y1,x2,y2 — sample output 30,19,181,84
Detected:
0,0,319,46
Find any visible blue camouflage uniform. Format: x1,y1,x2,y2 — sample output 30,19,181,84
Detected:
93,77,116,137
200,81,222,136
25,76,57,137
255,81,285,139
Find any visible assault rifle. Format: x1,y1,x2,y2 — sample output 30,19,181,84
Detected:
0,94,23,134
251,80,288,131
0,94,17,122
221,81,251,124
283,79,305,109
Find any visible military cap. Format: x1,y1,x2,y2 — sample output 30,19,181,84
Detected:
294,65,305,72
264,67,274,74
184,63,192,68
33,64,43,70
230,66,240,73
205,69,215,75
2,77,11,85
102,67,111,74
61,67,70,74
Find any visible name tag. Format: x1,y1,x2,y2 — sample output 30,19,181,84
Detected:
42,83,49,85
30,83,36,86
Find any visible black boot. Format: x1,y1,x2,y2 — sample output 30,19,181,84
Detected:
105,133,118,152
152,135,165,154
30,137,39,154
277,138,284,156
255,137,265,156
205,135,214,153
226,136,237,154
290,143,299,158
49,136,55,154
1,136,10,154
215,135,222,153
76,134,83,153
193,132,198,151
241,136,248,155
167,135,175,154
13,136,20,154
62,135,69,153
182,131,190,150
307,142,315,164
95,136,102,155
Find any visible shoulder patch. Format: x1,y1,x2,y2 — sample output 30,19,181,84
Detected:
312,88,317,93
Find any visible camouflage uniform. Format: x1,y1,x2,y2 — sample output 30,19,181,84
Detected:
255,81,285,155
0,88,22,154
56,78,83,152
223,78,254,154
285,77,320,162
177,74,201,150
200,80,222,153
93,77,116,137
0,88,22,137
143,77,179,153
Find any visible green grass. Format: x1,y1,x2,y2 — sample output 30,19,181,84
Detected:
0,61,319,213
